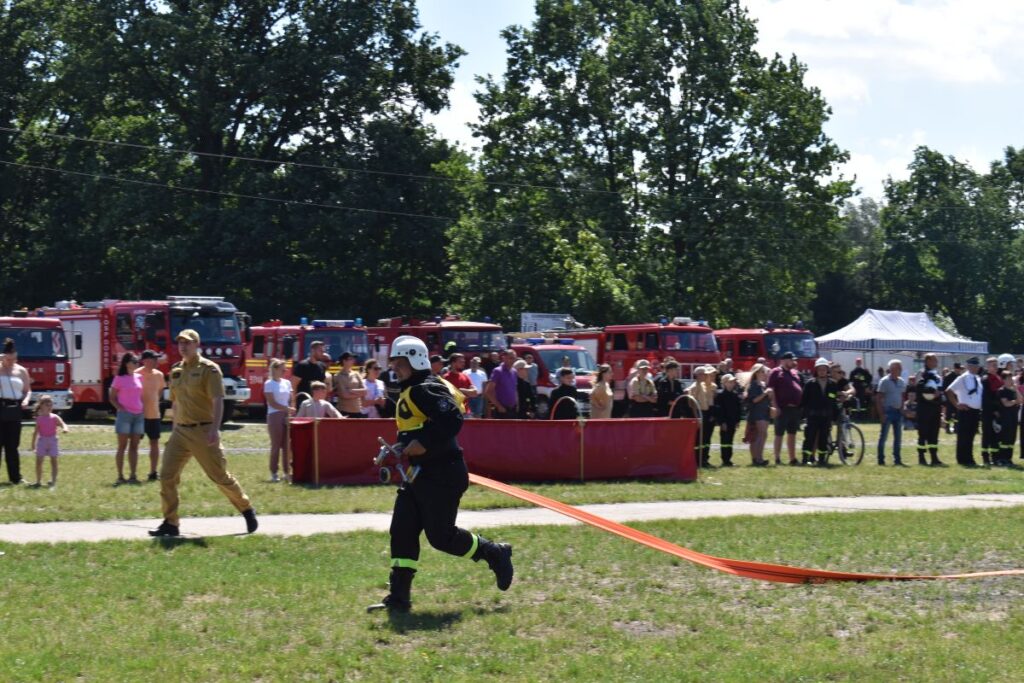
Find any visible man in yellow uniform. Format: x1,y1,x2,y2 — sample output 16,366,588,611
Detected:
149,329,257,537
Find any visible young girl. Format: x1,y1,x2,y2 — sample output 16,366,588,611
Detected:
30,395,68,488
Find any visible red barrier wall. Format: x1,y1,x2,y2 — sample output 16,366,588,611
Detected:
290,417,698,485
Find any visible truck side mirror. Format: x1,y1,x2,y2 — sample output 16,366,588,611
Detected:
282,336,295,360
73,332,83,359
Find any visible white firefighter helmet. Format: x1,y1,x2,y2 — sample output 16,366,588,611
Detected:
998,353,1015,369
814,357,830,369
389,335,431,371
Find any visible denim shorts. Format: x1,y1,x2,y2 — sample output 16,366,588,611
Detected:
115,410,145,435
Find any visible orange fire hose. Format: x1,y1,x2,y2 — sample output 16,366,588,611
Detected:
468,473,1024,584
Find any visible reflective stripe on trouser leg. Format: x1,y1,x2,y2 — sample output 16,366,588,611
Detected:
463,533,479,559
391,558,419,570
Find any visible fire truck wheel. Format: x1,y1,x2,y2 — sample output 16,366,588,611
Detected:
66,404,87,422
221,401,236,424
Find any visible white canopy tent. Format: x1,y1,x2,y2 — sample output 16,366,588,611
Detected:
816,309,987,354
816,309,988,378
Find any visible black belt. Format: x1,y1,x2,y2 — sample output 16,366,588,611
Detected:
0,399,20,406
178,422,213,428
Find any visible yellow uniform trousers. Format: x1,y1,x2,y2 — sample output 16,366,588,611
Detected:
159,424,251,526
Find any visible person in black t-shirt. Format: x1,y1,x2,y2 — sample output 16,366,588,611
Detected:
549,369,579,420
290,341,330,402
655,361,685,417
848,357,872,421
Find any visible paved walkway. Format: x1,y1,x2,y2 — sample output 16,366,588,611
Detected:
2,493,1024,545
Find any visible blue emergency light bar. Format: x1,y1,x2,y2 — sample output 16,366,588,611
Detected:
312,319,357,328
556,339,575,345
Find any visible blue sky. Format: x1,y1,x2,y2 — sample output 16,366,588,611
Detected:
418,0,1024,198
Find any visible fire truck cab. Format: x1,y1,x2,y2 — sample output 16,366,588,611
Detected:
509,337,597,417
369,315,506,365
243,319,370,412
558,316,720,404
715,324,818,374
36,296,251,420
0,316,74,413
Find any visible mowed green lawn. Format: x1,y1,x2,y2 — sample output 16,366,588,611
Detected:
1,420,1023,524
2,508,1024,682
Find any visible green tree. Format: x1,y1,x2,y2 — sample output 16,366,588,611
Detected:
880,147,1019,349
2,0,466,322
455,0,851,328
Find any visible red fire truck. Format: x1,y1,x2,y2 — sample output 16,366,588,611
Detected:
0,316,74,414
369,315,506,365
556,317,721,402
36,296,251,420
242,319,370,412
714,324,818,374
509,337,597,416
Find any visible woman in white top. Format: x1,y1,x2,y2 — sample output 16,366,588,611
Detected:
0,338,31,484
263,359,294,482
361,359,387,418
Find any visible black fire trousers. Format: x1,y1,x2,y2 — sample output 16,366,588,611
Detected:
390,457,476,569
956,408,979,466
916,407,941,461
801,416,831,464
0,418,22,483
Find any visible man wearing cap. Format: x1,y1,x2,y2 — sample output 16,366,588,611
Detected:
849,357,873,422
875,359,907,466
137,349,165,481
149,329,256,537
768,353,803,465
946,357,983,466
335,351,366,418
627,360,658,418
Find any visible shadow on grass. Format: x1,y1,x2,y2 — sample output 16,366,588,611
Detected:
152,537,210,549
386,609,463,633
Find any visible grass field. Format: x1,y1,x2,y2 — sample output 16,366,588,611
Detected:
3,507,1024,682
1,420,1022,524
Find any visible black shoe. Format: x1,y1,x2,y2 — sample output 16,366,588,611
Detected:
474,540,514,591
148,521,179,537
243,508,258,534
367,567,415,613
931,459,946,467
894,461,908,467
720,461,733,467
147,472,158,482
366,594,411,613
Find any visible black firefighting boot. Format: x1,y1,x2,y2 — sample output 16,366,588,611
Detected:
366,568,414,613
918,449,928,466
472,537,514,591
930,448,944,467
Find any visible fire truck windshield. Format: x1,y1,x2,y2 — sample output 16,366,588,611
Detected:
538,349,597,376
661,332,718,353
441,330,507,353
304,331,369,363
2,329,67,359
765,333,817,359
171,315,242,344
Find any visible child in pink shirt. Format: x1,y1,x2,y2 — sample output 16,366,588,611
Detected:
30,395,68,488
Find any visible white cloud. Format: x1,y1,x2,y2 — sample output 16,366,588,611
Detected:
803,67,870,104
424,80,480,151
746,0,1024,84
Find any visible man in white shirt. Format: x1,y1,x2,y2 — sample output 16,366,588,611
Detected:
465,356,488,418
945,357,983,467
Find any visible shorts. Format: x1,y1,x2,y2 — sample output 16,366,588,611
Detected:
774,406,803,436
36,436,59,457
144,418,162,441
115,410,145,436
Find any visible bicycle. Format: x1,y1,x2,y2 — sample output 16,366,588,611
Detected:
826,399,865,465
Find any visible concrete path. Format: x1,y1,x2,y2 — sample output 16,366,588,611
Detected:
2,493,1024,545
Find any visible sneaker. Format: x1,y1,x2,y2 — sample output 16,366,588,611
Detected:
243,508,258,534
28,482,41,489
114,477,127,487
147,472,158,482
270,474,280,483
148,521,180,537
47,481,56,489
128,476,140,485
